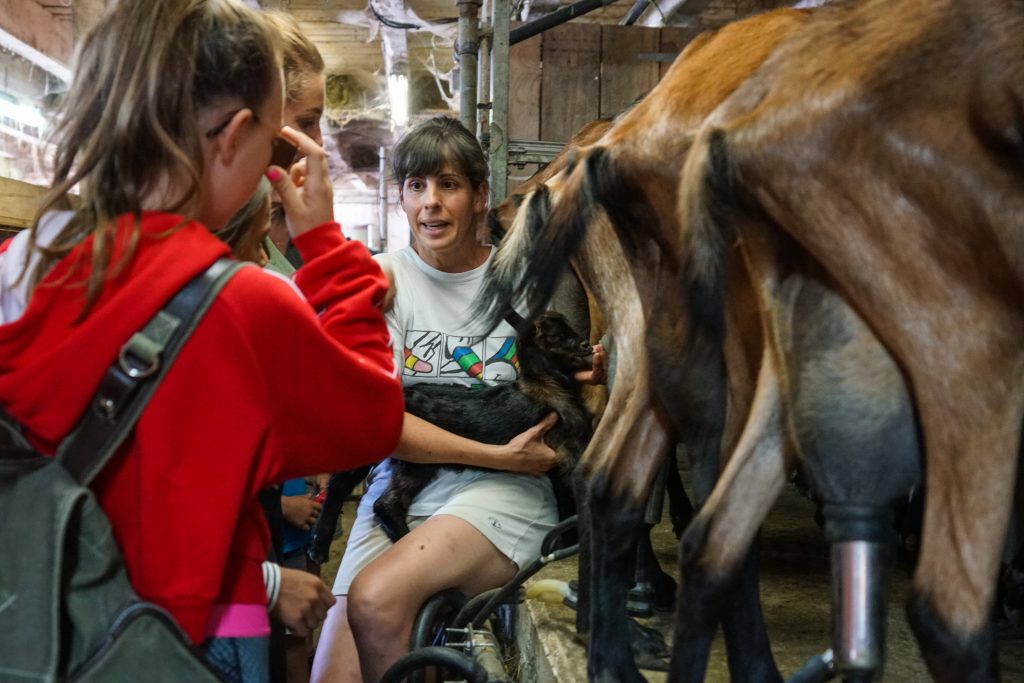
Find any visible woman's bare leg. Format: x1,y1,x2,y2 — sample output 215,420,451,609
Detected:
310,596,361,683
347,514,517,682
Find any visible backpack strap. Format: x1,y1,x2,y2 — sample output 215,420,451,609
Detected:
0,407,31,451
57,257,248,485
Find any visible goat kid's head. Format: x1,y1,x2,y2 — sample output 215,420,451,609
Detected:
521,311,594,374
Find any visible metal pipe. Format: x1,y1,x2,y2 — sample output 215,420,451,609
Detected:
377,145,388,253
831,541,886,678
457,0,482,133
510,0,620,45
476,24,492,142
0,29,71,83
488,0,510,204
621,0,650,26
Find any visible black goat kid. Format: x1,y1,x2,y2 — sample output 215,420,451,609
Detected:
374,311,595,542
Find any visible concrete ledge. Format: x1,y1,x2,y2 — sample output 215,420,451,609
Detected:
514,595,560,683
517,562,587,683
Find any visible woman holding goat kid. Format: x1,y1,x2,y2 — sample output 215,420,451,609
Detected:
312,116,606,683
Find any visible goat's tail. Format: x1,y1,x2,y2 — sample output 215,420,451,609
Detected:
672,127,743,448
579,145,677,263
473,155,592,333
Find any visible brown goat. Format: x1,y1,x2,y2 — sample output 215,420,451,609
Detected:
478,8,813,681
490,118,614,419
669,0,1024,680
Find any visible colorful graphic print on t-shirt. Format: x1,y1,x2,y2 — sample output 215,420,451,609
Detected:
403,330,519,383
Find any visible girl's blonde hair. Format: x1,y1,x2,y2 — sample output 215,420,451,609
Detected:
263,10,324,105
218,178,272,264
26,0,280,311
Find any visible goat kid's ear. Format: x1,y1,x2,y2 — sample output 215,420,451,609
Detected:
504,309,529,334
487,209,507,242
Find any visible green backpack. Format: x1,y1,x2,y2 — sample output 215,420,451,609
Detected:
0,258,246,682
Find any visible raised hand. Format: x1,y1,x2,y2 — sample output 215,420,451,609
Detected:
265,125,334,238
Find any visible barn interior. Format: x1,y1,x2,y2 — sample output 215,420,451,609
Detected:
2,2,1024,683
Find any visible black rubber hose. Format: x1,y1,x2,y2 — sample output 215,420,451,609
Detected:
451,588,503,630
410,589,468,649
464,544,579,629
786,651,836,683
379,647,487,683
453,519,579,628
622,0,652,25
510,0,620,45
540,514,578,556
408,589,468,683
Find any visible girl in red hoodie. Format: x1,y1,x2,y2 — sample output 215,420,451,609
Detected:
0,1,403,679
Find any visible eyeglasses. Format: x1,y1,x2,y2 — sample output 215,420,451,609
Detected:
205,109,298,169
204,109,251,139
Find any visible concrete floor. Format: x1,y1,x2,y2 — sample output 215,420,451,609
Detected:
318,486,1024,681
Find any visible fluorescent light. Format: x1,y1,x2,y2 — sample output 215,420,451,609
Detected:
388,73,408,127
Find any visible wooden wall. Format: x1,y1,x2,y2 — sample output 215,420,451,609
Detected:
0,177,50,239
508,24,702,148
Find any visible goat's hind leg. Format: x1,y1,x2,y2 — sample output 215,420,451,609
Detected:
905,363,1023,682
775,274,921,683
671,342,791,682
582,405,675,682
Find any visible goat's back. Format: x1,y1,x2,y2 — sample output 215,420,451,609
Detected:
403,383,549,445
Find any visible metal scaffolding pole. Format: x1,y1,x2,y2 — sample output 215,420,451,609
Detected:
457,0,482,134
377,145,388,253
476,4,492,142
488,0,510,205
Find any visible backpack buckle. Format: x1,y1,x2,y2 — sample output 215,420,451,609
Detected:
118,327,166,380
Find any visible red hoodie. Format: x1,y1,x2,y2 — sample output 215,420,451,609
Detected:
0,212,403,643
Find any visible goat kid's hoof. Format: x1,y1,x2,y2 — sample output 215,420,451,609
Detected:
379,520,410,543
629,616,670,671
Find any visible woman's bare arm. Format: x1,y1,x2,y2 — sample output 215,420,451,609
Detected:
394,412,559,474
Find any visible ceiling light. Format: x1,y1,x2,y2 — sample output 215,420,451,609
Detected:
388,73,408,128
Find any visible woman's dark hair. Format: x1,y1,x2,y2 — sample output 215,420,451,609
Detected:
391,116,488,191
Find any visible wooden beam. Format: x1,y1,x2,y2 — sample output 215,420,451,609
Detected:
540,23,600,143
599,25,658,119
72,0,108,43
0,176,49,231
0,0,72,69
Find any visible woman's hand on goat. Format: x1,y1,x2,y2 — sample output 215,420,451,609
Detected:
502,412,560,474
574,343,608,385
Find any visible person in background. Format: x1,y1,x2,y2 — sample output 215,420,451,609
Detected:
218,177,329,683
0,2,403,681
263,10,326,270
237,16,329,677
311,116,605,683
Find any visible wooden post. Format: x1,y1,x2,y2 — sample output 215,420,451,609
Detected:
540,23,600,144
0,177,50,235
